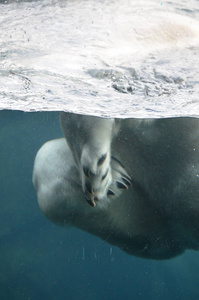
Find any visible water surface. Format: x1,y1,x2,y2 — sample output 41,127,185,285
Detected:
0,0,199,117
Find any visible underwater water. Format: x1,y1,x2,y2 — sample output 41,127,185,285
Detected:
1,110,199,300
1,0,199,299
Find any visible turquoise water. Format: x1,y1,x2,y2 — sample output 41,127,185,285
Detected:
1,110,199,300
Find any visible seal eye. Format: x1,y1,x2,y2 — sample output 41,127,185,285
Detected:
98,153,107,166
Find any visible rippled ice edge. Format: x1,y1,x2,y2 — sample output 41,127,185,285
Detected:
0,0,199,118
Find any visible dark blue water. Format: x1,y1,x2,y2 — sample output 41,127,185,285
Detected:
1,110,199,300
